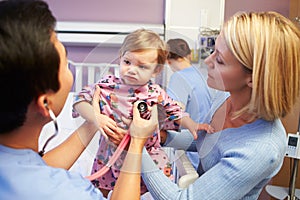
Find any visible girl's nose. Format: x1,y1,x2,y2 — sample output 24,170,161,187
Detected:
127,66,137,74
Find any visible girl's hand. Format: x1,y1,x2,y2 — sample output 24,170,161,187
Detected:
197,123,215,134
189,122,215,140
94,113,118,139
92,85,123,141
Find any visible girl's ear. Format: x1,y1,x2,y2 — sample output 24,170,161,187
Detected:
152,65,164,78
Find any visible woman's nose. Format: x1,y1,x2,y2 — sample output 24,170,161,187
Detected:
204,53,214,68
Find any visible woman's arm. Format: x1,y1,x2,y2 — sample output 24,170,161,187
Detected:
160,129,196,151
142,122,286,200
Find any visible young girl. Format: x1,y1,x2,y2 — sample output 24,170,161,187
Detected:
72,29,214,196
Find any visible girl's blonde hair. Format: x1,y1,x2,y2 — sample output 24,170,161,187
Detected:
119,29,167,67
223,11,300,121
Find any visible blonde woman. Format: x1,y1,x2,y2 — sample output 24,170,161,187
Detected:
139,11,300,199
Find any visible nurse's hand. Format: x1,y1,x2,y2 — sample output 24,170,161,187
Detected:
123,101,158,142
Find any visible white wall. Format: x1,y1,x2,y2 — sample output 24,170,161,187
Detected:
165,0,224,46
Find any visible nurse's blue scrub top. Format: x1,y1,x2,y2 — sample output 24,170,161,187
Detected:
0,145,105,200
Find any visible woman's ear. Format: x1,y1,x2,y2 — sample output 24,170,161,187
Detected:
247,78,253,88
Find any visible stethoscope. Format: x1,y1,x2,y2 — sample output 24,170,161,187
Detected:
39,102,58,157
86,101,149,181
39,101,148,181
86,133,131,180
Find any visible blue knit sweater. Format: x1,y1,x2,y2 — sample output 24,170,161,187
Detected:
142,91,286,200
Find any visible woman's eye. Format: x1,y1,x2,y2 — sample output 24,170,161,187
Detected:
216,57,223,64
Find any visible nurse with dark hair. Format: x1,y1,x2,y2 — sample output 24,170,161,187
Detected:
0,1,158,199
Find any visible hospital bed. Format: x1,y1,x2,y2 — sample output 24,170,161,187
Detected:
39,59,198,188
39,60,119,176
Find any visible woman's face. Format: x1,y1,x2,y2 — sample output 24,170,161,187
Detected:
204,32,251,93
50,33,73,115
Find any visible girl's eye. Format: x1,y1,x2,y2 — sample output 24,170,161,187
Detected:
123,59,131,65
139,65,146,69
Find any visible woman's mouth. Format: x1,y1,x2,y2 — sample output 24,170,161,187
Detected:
207,73,213,79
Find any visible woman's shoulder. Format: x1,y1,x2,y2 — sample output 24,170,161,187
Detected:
224,118,286,160
228,118,286,144
244,118,286,143
220,119,286,173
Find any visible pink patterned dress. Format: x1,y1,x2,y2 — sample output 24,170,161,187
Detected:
73,74,188,194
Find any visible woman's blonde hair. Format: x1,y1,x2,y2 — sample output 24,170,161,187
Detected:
223,11,300,121
119,29,167,67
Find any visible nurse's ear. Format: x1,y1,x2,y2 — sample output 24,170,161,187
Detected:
36,95,50,117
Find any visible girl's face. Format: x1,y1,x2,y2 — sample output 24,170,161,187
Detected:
204,32,252,93
51,33,73,115
119,49,160,86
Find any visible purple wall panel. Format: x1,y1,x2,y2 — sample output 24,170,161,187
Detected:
224,0,289,21
45,0,164,24
45,0,165,63
66,46,119,63
47,0,290,64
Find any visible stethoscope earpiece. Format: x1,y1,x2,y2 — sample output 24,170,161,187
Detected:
44,100,49,110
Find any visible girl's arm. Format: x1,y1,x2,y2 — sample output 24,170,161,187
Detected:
73,86,119,140
177,116,214,139
43,86,118,169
